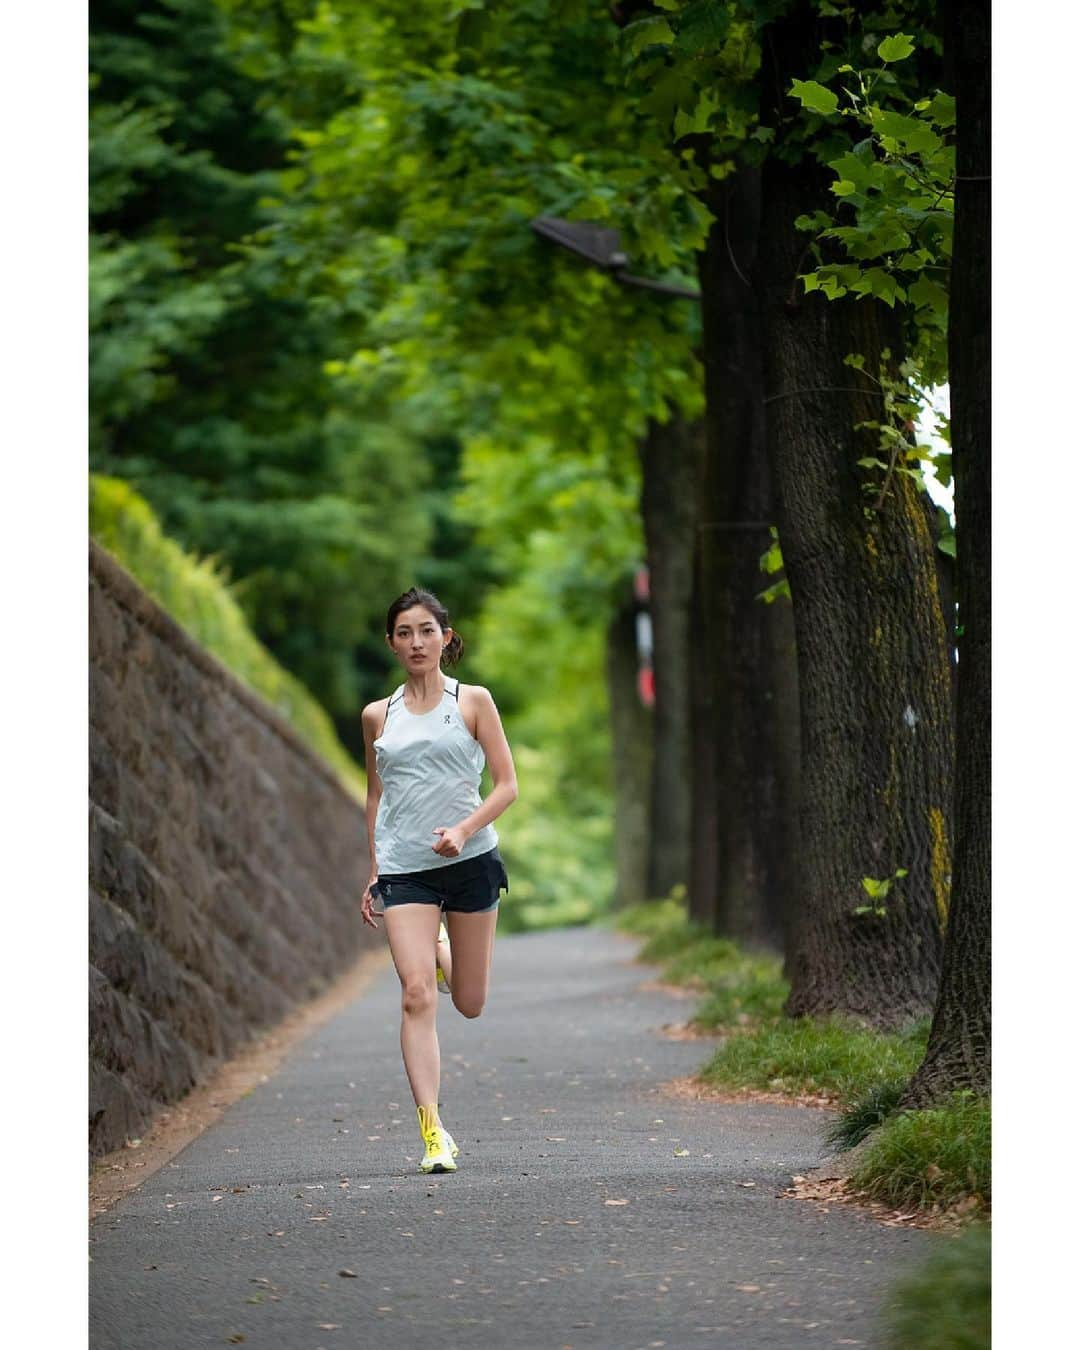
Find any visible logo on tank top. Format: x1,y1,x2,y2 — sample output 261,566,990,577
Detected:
444,714,452,723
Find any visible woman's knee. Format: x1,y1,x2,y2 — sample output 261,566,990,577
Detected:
452,988,486,1019
401,977,438,1017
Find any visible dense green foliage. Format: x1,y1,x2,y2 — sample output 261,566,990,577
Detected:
89,0,710,924
90,0,432,722
882,1221,990,1349
90,475,365,799
90,0,969,937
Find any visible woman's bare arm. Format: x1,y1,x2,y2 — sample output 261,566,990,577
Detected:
434,686,517,854
359,699,387,920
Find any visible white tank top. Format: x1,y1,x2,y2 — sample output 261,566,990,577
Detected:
373,675,499,874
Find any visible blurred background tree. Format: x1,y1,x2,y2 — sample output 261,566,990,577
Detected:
90,0,433,727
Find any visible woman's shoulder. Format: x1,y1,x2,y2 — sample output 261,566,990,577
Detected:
454,681,495,704
361,688,400,728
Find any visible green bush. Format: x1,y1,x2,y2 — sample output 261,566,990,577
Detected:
606,895,688,938
698,1013,930,1101
824,1077,910,1151
611,896,785,1023
849,1091,991,1215
882,1220,990,1349
691,959,788,1029
494,743,613,932
90,474,366,800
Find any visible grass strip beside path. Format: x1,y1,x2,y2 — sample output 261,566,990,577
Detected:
611,898,989,1223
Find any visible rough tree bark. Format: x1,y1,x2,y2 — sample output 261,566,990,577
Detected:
639,416,703,900
690,170,800,951
606,591,653,908
901,0,990,1105
757,3,955,1028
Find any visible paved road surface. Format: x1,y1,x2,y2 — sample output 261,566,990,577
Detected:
89,925,939,1348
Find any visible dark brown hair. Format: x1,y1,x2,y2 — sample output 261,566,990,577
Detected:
385,587,464,667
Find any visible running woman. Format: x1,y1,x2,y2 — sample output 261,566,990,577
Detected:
359,587,518,1174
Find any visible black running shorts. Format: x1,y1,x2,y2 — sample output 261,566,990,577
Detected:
372,847,509,914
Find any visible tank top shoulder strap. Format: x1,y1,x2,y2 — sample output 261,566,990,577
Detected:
444,675,460,702
378,684,406,736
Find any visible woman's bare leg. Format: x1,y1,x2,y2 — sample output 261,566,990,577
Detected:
445,906,499,1018
383,904,443,1108
436,921,452,988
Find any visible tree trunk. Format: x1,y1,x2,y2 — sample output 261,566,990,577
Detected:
606,591,653,908
690,169,800,952
901,0,990,1104
757,3,955,1028
639,416,703,900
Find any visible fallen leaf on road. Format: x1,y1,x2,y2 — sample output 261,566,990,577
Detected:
316,1323,341,1330
735,1182,757,1188
338,1269,357,1278
604,1199,629,1206
564,1219,582,1225
545,1137,566,1142
735,1284,761,1293
674,1148,690,1157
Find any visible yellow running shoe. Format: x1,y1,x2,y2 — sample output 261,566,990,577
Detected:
417,1104,457,1174
435,920,450,996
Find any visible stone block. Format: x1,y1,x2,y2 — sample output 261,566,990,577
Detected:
89,1057,158,1157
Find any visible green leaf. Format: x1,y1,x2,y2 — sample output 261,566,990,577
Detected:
623,16,674,60
789,80,839,117
907,276,948,314
877,34,916,63
756,577,792,605
827,149,883,192
674,88,722,139
674,0,733,55
850,267,906,307
928,91,957,127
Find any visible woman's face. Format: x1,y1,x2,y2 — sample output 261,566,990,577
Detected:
387,605,450,672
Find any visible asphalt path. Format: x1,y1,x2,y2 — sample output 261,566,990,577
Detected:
89,924,940,1349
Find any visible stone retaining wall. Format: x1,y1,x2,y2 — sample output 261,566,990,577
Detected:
89,542,374,1158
